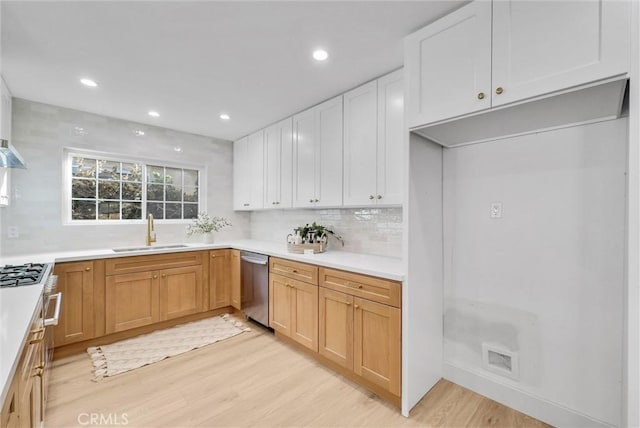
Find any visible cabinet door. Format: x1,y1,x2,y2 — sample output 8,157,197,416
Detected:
353,297,401,396
269,274,292,335
230,249,241,310
106,271,159,333
0,376,19,428
264,118,293,209
53,261,95,346
290,280,318,352
292,108,316,208
314,96,343,207
376,69,404,206
159,265,203,321
491,0,630,107
248,130,265,210
233,137,250,210
343,81,378,207
405,0,492,127
209,249,230,310
319,287,353,369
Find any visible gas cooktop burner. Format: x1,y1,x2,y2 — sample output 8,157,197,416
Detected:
0,263,49,288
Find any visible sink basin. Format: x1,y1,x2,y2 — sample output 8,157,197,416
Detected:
112,244,190,253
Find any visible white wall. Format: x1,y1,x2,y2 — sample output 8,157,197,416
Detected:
250,207,402,258
442,119,627,426
3,98,250,256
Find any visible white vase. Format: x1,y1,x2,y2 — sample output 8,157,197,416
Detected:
202,232,214,244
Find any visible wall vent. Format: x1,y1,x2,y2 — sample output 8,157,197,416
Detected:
482,343,519,380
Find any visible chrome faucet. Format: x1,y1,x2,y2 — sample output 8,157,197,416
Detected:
146,214,156,246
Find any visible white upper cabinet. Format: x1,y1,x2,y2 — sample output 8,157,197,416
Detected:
376,69,404,206
0,78,11,142
293,95,343,208
343,80,378,206
232,136,249,210
264,117,293,209
247,130,265,209
406,0,630,129
405,0,492,127
491,0,630,107
343,70,404,207
233,131,264,211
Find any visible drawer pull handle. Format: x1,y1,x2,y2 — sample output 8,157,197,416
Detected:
85,267,91,271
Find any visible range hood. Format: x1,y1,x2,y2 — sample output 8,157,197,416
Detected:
0,139,26,169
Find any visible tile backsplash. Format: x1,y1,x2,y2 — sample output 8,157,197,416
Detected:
250,207,403,258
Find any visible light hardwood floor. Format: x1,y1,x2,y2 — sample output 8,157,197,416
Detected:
46,322,550,427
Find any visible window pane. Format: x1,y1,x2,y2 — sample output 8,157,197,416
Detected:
147,184,163,201
122,163,142,182
122,183,142,200
166,185,182,202
98,160,120,180
165,203,182,219
72,179,96,199
147,202,164,219
183,187,198,202
147,166,164,184
72,200,96,220
72,157,96,178
98,201,120,220
165,168,182,187
184,169,198,187
122,202,142,220
184,203,198,219
98,181,120,200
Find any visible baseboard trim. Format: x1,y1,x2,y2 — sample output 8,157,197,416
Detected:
443,362,613,428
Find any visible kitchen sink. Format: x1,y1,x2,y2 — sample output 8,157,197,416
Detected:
112,244,190,253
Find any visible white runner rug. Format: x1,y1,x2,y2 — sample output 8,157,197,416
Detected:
87,314,250,380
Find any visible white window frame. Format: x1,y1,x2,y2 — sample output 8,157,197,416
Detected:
62,148,207,225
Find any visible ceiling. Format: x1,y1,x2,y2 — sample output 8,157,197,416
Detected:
2,1,466,141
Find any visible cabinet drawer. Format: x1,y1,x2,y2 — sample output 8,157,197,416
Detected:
319,268,401,308
106,251,204,276
269,258,318,285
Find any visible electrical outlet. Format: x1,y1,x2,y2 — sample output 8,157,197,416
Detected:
7,226,19,239
490,202,502,219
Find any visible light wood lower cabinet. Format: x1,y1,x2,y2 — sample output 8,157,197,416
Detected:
53,261,95,346
269,273,318,352
0,376,19,428
353,296,401,397
106,271,160,334
160,265,203,320
209,250,230,310
230,250,241,310
319,287,353,370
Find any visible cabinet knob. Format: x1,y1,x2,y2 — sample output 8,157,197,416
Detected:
309,199,314,203
354,304,360,309
496,87,504,95
211,254,216,258
292,269,298,273
162,273,167,278
153,275,158,279
369,195,374,200
477,92,485,100
243,203,250,207
377,195,382,200
85,267,91,271
314,199,319,203
346,302,351,306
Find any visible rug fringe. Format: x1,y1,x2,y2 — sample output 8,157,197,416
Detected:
86,346,108,381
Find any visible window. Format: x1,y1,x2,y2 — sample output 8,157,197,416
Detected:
67,152,201,222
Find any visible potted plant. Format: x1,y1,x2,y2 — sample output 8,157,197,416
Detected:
288,222,344,253
186,213,231,243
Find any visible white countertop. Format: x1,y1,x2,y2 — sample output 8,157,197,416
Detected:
0,283,43,404
0,239,403,404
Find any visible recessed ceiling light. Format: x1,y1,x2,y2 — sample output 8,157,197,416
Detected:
219,113,230,121
174,147,183,153
148,111,160,118
312,49,329,61
80,78,98,87
133,130,145,136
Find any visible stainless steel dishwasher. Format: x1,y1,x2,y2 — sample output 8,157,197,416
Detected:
240,251,270,328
